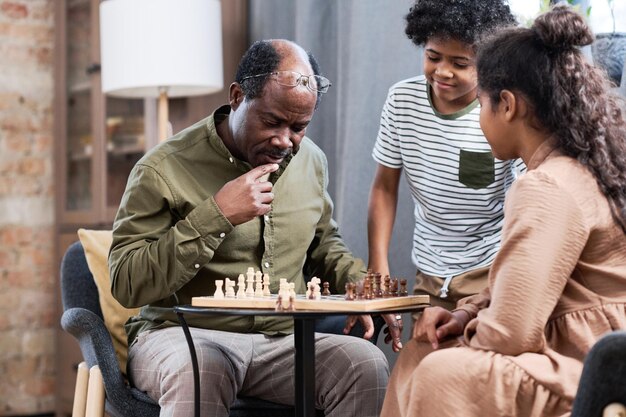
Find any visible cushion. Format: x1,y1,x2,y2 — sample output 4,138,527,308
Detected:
77,228,140,374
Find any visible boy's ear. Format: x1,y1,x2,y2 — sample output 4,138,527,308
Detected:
229,83,245,110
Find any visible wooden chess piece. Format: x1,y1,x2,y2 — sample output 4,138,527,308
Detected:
225,278,235,297
383,275,391,298
262,273,271,296
374,272,383,298
254,271,263,297
399,278,408,296
364,280,372,300
245,268,255,298
344,282,355,301
287,295,296,311
236,274,246,298
275,295,284,311
214,280,224,299
390,278,399,297
322,282,330,296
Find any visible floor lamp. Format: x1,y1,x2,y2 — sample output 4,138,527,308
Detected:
100,0,223,143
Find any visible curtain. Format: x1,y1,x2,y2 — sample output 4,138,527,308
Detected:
248,0,423,365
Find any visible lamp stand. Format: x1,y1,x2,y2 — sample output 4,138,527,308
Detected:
158,87,169,142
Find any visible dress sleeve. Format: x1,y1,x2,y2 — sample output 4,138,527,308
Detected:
109,164,234,308
466,171,589,355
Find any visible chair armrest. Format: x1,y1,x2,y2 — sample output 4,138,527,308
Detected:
61,308,159,417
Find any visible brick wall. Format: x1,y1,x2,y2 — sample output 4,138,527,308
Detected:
0,0,56,414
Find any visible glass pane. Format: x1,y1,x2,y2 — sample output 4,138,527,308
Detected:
66,0,92,211
106,97,146,207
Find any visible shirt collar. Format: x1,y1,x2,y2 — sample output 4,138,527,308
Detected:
527,137,561,170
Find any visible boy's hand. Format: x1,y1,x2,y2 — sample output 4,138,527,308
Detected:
214,163,279,225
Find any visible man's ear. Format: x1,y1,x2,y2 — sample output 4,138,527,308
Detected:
229,83,245,110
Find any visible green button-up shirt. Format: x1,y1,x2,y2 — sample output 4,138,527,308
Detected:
109,106,366,345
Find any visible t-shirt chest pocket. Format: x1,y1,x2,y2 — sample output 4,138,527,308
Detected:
458,149,495,189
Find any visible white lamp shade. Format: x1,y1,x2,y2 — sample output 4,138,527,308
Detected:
100,0,224,98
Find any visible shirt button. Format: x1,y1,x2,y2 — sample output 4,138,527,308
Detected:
229,157,234,163
219,232,226,238
264,262,270,268
264,215,269,221
194,263,200,269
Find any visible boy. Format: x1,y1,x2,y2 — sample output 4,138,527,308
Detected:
368,0,524,351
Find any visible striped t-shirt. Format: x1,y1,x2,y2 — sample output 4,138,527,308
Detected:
372,75,524,277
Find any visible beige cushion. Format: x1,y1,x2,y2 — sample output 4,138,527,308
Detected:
77,229,140,374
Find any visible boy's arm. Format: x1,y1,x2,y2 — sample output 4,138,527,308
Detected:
367,164,402,277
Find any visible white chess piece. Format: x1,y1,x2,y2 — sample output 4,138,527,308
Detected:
254,271,263,297
236,274,246,298
289,282,296,299
214,280,224,299
225,278,236,297
262,273,271,296
279,278,288,299
246,267,255,298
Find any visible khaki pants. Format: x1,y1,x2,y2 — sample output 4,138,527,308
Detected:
413,266,490,311
128,327,389,417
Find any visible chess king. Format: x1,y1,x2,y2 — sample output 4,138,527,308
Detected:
109,39,393,417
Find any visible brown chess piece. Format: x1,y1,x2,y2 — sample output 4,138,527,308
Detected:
275,295,284,311
374,272,383,298
344,282,355,301
399,278,408,296
383,275,391,298
287,295,296,311
390,278,399,297
322,281,331,296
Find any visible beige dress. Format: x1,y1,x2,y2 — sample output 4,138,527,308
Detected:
382,141,626,417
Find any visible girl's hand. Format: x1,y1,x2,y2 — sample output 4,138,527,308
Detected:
412,306,468,349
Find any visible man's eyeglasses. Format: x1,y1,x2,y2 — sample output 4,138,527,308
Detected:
240,70,332,94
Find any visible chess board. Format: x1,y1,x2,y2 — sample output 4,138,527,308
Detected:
191,294,430,312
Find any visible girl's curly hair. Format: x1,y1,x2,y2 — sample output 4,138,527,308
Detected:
477,5,626,234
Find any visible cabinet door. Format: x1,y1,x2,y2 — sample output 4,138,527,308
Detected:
61,0,99,224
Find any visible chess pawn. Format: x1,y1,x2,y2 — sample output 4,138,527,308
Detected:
344,282,355,301
322,282,330,296
399,278,408,297
390,278,399,297
214,280,224,299
287,295,296,311
313,283,321,300
236,274,246,298
255,271,263,297
275,295,284,312
305,281,312,299
262,273,271,296
383,275,391,298
289,282,296,299
279,278,288,298
225,278,236,297
307,282,316,300
364,280,372,300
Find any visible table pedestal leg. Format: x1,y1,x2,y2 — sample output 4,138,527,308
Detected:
176,312,200,417
294,318,316,417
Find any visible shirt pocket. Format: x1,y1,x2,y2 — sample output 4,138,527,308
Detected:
458,149,495,189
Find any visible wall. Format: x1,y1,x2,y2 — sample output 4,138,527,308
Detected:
0,0,56,414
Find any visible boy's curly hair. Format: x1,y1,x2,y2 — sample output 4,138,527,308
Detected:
405,0,516,47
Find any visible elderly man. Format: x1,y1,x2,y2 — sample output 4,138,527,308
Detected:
109,39,390,417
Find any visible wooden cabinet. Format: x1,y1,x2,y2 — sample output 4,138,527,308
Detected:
53,1,248,415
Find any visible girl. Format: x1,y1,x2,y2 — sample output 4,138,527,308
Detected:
381,5,626,416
